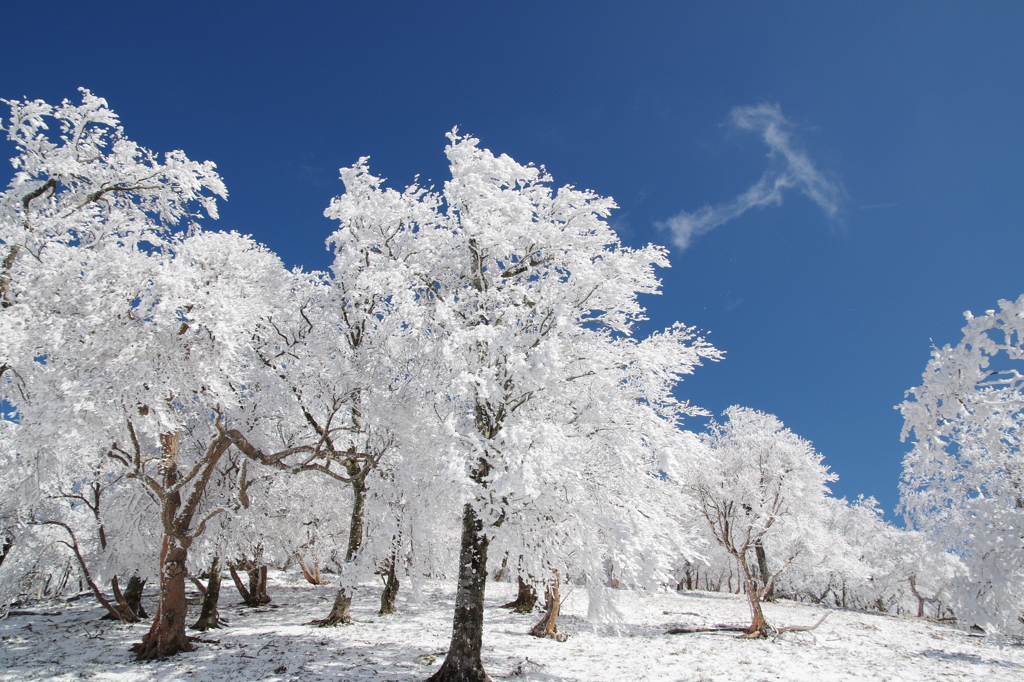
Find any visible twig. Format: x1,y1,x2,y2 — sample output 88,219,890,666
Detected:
666,625,747,634
772,613,829,640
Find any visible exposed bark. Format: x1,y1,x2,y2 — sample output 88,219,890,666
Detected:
378,558,399,616
33,520,132,623
667,624,748,634
773,613,828,637
249,565,271,604
124,576,148,619
1,178,56,307
668,613,828,638
529,571,566,641
501,576,537,613
908,575,939,618
228,562,270,606
228,564,253,604
319,585,355,626
426,502,491,682
0,533,12,569
191,557,226,631
131,539,192,659
103,575,147,621
737,553,771,638
133,431,217,660
316,474,366,626
754,540,774,602
297,555,325,585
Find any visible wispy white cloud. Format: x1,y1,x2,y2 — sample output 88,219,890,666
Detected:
658,104,844,251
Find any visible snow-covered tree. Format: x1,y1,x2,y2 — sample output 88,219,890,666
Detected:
686,406,836,637
900,294,1024,636
337,132,722,681
0,92,364,658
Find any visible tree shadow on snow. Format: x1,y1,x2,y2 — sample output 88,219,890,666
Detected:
922,648,1024,670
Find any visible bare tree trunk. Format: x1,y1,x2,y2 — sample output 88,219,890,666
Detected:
501,576,537,613
36,520,132,622
249,565,271,604
318,476,366,626
229,563,269,607
754,539,774,602
229,564,254,604
427,503,490,682
133,433,194,660
737,552,772,638
191,557,225,631
124,576,148,619
379,558,399,616
132,536,193,658
529,571,566,641
298,555,325,585
104,575,147,621
0,532,12,569
908,575,938,618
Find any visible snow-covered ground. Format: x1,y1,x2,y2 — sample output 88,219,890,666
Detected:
2,570,1022,681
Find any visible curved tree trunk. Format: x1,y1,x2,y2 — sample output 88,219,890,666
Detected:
427,503,491,682
104,575,147,621
298,555,325,585
529,571,566,641
737,553,772,638
191,556,226,631
228,562,270,606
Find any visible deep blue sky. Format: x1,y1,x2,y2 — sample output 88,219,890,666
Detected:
3,2,1023,519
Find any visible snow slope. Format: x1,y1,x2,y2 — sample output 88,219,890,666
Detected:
2,570,1021,681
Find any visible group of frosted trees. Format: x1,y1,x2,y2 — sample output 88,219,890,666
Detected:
0,92,1019,680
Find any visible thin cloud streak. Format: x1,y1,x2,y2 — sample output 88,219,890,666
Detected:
658,104,844,251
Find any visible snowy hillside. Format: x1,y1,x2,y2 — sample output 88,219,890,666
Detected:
2,570,1020,681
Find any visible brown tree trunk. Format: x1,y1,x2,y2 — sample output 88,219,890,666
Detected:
737,552,772,638
132,537,193,659
298,555,324,585
38,520,131,622
427,503,491,682
191,557,225,631
318,476,366,626
529,571,566,641
501,576,537,613
379,558,399,616
133,432,194,660
124,576,148,619
321,584,355,625
249,565,271,604
104,575,147,621
229,564,254,604
229,563,269,607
